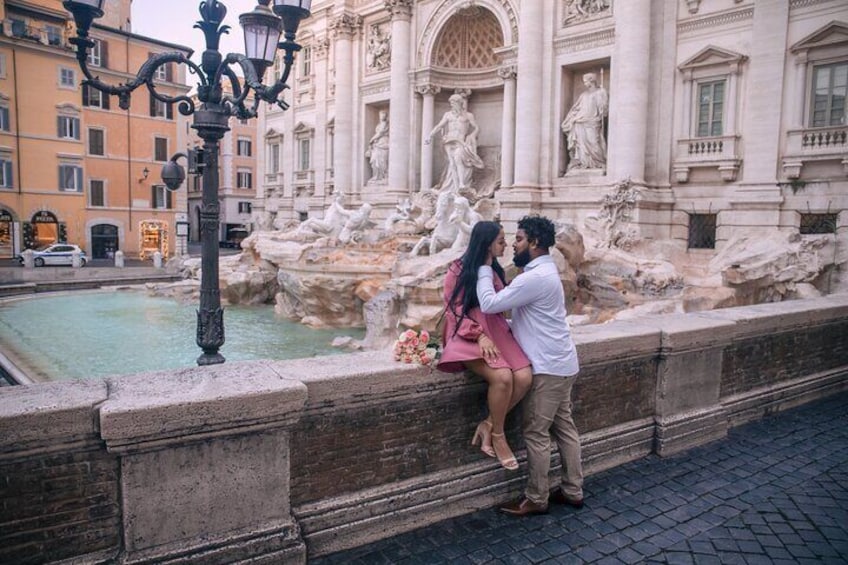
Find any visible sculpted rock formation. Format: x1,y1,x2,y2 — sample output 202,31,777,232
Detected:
151,180,844,350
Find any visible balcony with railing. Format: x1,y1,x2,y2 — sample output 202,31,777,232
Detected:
782,125,848,178
672,134,742,183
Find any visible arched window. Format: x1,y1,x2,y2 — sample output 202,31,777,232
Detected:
432,8,503,70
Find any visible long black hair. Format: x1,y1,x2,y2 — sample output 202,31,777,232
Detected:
447,221,507,335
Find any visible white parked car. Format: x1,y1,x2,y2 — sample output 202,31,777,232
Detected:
15,244,87,267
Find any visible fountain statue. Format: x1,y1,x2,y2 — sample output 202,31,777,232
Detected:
425,93,485,193
562,72,609,171
293,192,351,241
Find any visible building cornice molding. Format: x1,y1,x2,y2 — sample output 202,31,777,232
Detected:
678,6,754,35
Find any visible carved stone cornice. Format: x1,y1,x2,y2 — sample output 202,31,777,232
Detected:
415,84,441,96
497,65,517,81
678,7,753,35
385,0,414,19
554,27,615,55
329,12,363,39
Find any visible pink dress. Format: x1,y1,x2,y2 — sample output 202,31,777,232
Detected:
436,260,531,373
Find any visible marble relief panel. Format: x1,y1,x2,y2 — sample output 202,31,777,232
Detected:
562,0,612,27
365,21,392,74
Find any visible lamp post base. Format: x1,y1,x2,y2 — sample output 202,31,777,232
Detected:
197,351,226,366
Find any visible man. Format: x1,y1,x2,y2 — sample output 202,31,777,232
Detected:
476,215,584,516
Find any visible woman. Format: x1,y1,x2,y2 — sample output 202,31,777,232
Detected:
437,221,533,470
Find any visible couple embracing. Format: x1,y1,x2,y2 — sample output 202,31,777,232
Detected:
437,216,584,516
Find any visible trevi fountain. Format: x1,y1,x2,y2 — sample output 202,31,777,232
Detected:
163,1,846,353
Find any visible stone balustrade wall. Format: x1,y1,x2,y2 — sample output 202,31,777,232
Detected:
2,295,847,563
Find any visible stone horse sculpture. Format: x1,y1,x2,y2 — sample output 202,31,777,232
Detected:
409,190,460,256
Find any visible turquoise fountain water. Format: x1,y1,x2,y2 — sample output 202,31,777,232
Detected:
0,291,363,381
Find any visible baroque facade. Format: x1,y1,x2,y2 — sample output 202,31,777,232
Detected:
0,0,190,260
258,0,847,258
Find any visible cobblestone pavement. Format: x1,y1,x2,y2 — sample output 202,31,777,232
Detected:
313,392,848,564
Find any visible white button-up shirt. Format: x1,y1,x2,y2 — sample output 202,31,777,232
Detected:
477,255,579,377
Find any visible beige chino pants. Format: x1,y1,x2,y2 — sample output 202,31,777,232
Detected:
522,373,584,505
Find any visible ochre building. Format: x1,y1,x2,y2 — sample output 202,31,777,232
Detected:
0,0,190,260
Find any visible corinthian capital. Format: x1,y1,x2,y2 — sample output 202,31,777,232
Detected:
329,12,363,38
415,84,441,96
498,65,517,80
385,0,414,19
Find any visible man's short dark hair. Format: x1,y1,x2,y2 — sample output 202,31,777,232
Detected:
517,215,556,250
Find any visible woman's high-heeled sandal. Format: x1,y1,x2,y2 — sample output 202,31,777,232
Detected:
471,420,496,458
491,432,519,471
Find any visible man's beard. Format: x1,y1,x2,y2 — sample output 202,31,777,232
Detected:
513,248,531,268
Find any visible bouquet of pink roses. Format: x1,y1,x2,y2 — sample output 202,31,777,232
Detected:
393,329,439,365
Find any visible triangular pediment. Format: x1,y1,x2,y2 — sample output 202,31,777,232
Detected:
791,21,848,53
264,127,281,139
679,46,746,71
293,121,313,134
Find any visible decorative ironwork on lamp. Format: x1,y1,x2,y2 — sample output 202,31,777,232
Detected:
62,0,311,365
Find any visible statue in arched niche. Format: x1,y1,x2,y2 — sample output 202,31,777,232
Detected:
562,72,609,171
425,92,484,193
366,110,389,184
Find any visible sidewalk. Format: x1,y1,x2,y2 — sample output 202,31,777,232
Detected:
313,392,848,564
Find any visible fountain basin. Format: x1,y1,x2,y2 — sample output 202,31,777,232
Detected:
0,290,363,382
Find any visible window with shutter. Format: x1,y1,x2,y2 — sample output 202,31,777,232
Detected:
58,116,80,140
89,180,105,206
88,128,105,156
0,158,13,188
154,137,168,161
58,164,83,192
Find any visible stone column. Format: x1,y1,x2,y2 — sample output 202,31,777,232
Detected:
740,0,789,185
792,53,808,129
498,65,517,189
313,36,331,199
386,0,414,193
607,0,651,184
680,70,693,139
417,85,439,191
330,13,362,196
512,0,544,188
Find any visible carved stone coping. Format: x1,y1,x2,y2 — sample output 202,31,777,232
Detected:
0,379,107,456
99,360,307,454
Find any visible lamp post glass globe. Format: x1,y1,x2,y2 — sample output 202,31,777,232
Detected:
273,0,312,38
240,3,284,78
63,0,105,15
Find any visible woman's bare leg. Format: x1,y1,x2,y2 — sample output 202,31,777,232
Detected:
464,359,513,434
508,366,533,412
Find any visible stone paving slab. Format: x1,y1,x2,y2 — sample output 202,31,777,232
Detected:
312,392,848,564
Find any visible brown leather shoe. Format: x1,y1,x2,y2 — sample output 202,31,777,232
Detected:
499,497,548,516
548,489,584,509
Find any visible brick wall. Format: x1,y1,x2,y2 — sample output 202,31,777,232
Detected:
721,319,848,398
0,448,120,564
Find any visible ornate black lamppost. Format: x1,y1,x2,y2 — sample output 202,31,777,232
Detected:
62,0,311,365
